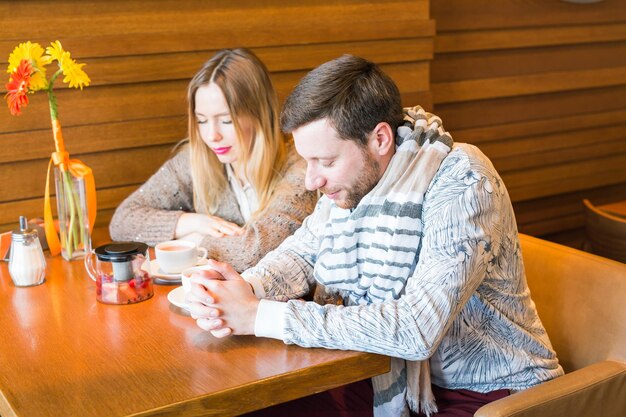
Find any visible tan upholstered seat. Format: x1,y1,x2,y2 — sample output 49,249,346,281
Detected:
475,234,626,417
583,199,626,264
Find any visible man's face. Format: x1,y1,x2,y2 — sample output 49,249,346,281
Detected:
293,118,381,209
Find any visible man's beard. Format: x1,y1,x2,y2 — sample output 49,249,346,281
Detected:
331,151,380,209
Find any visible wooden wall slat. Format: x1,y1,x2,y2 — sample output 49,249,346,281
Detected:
436,86,626,131
492,137,626,174
0,146,175,202
0,81,188,132
452,109,626,144
0,2,433,55
0,63,429,134
0,117,187,164
433,66,626,104
504,154,626,201
432,42,626,83
1,39,434,89
514,182,626,245
0,185,138,229
521,214,582,237
0,21,435,61
481,124,626,161
514,182,626,226
436,22,626,53
432,0,626,31
1,89,433,166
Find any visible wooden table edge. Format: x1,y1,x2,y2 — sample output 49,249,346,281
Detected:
0,388,18,417
129,352,390,417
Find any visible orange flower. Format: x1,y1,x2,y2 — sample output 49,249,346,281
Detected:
5,59,33,116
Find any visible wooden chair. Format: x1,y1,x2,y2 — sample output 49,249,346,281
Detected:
583,199,626,263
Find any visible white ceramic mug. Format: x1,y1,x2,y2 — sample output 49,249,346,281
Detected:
155,240,208,274
181,265,217,295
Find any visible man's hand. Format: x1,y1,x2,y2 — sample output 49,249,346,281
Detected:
187,259,259,338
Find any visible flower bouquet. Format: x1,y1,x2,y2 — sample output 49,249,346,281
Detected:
5,41,97,260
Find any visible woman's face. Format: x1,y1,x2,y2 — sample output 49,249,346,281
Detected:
194,82,252,165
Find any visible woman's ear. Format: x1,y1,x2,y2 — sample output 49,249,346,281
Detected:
368,122,395,156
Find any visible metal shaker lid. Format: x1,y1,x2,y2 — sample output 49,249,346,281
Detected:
94,242,148,262
12,216,38,241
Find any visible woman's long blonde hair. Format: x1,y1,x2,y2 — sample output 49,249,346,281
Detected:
187,48,287,219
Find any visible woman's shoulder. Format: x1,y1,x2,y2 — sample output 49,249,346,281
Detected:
168,141,191,164
151,140,192,184
281,143,306,175
156,141,190,172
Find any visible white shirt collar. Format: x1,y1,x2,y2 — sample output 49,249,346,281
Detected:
225,163,259,222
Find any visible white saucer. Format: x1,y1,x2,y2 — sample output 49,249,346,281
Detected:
141,258,208,280
167,286,188,310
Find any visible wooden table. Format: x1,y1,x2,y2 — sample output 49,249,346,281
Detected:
0,235,389,417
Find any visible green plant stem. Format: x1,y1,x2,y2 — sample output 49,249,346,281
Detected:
48,68,87,259
62,171,76,258
47,69,63,123
69,171,86,248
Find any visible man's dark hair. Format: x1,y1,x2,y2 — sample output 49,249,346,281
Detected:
280,55,403,146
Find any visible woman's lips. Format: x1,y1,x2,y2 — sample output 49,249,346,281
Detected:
212,146,231,155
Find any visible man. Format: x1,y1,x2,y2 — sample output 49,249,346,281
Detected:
188,55,563,417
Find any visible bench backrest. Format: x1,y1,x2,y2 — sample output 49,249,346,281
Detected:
519,233,626,373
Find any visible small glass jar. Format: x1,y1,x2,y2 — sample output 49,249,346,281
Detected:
9,218,47,287
85,242,153,305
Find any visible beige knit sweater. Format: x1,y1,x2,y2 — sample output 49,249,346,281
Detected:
109,144,317,272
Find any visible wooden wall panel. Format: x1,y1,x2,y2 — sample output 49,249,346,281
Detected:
0,0,434,231
434,0,626,31
432,0,626,247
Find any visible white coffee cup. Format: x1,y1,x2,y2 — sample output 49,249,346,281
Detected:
155,240,208,274
181,265,217,295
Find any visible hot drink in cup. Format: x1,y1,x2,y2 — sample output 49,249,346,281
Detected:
155,240,208,274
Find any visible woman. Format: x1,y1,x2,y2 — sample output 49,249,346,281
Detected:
109,48,316,272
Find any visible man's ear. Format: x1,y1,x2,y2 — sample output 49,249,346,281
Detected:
368,122,395,156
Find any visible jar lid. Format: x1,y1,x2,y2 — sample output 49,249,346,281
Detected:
12,228,38,239
94,242,148,262
12,216,38,240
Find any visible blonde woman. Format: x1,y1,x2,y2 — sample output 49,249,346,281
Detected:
110,48,316,272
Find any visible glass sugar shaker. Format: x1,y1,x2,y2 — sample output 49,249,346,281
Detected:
8,216,47,287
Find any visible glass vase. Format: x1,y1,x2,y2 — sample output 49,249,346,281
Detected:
54,166,91,260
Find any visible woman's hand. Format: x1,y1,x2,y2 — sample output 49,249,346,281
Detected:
175,213,244,238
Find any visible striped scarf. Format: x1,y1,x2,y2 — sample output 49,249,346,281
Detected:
314,106,453,416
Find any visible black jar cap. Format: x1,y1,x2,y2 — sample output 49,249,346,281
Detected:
94,242,148,262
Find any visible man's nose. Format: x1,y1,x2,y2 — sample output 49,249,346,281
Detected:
305,166,325,191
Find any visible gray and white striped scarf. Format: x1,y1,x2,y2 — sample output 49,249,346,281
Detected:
315,106,453,417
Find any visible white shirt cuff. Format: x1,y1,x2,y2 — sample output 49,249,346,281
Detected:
242,273,266,299
254,299,287,340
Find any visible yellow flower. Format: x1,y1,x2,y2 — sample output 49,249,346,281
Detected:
46,40,66,63
7,41,51,91
61,59,90,89
46,41,91,90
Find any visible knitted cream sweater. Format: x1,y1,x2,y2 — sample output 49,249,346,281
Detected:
109,145,317,272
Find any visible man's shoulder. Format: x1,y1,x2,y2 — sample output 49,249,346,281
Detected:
438,143,496,176
424,143,502,202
